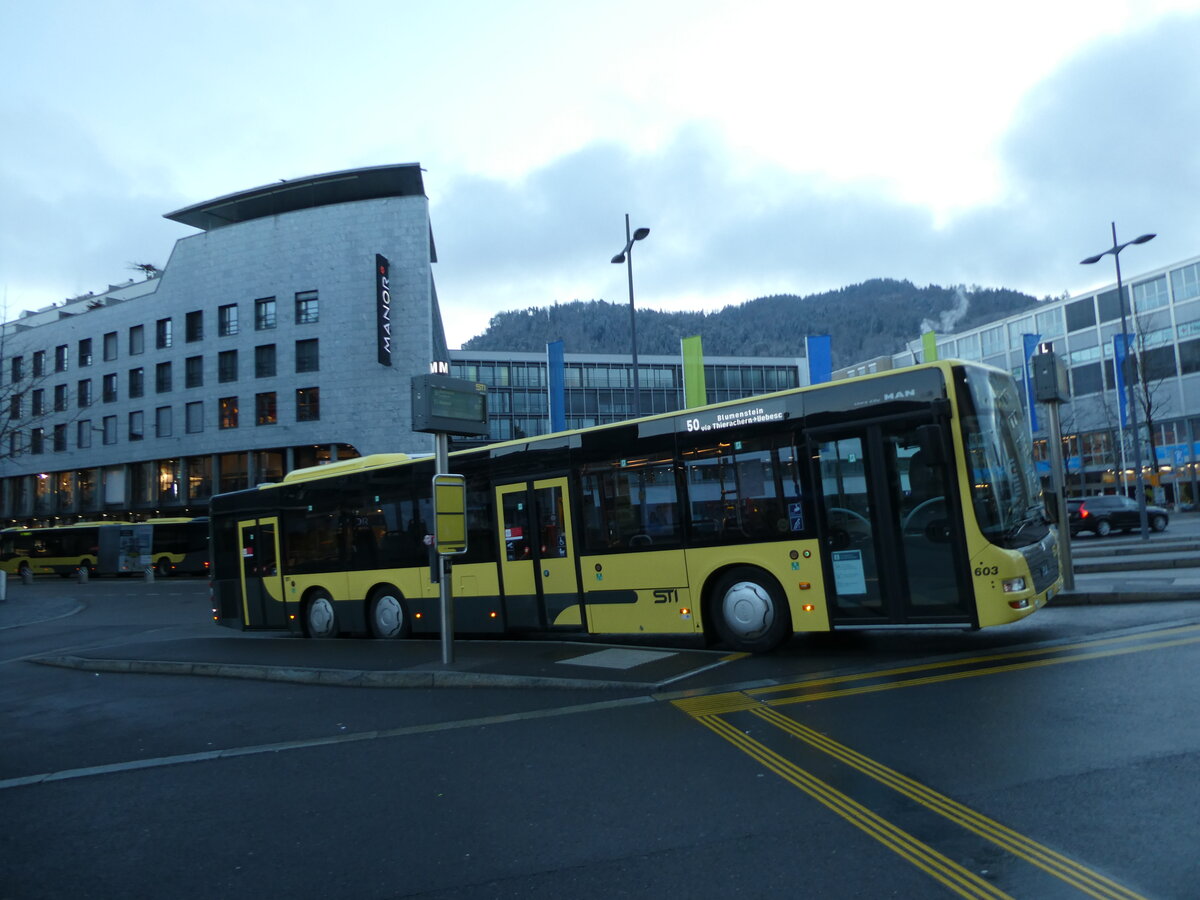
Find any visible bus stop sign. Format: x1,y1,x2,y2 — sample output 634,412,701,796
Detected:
433,473,468,555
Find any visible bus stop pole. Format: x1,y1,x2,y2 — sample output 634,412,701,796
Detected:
435,432,454,665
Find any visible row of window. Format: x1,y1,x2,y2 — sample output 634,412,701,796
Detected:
8,341,319,420
5,292,318,384
12,388,321,456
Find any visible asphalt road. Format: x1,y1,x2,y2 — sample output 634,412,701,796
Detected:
2,576,1199,898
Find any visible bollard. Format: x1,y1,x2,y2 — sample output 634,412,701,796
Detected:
143,564,155,584
22,568,33,586
77,566,89,584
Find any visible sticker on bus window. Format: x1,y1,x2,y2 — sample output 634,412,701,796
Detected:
788,502,804,532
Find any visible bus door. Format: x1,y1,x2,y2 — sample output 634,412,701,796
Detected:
495,478,582,630
237,518,288,628
812,418,971,625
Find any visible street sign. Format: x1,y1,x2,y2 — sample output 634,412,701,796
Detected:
433,473,468,556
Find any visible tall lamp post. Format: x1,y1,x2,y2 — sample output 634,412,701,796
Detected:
1081,222,1155,541
611,214,650,418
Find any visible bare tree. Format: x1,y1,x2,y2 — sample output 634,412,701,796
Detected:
128,262,161,279
1126,304,1175,476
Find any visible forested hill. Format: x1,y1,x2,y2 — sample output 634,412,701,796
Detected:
461,279,1047,368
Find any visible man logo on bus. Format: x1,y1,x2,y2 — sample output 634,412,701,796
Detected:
884,389,917,401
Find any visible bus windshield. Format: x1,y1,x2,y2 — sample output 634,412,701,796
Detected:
958,368,1048,548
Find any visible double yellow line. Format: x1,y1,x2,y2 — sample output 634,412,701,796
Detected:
669,625,1200,898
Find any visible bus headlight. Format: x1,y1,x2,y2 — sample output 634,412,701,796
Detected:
1002,576,1027,593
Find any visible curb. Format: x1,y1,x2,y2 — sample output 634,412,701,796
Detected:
29,655,647,691
1049,591,1200,606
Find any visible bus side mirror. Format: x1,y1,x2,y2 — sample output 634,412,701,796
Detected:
916,424,945,466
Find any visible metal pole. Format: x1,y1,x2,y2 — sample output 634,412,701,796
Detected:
1046,400,1074,590
435,432,454,665
624,213,641,418
1111,222,1151,540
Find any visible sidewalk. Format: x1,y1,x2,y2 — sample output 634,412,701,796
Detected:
1053,530,1200,605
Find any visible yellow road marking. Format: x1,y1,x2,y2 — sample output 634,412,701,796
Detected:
694,713,1014,900
752,706,1146,900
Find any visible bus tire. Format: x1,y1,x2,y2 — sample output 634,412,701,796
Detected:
304,590,340,639
708,567,792,653
368,587,410,639
155,558,174,577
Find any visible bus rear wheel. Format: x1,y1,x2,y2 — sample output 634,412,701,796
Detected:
304,590,339,639
155,558,173,577
708,567,792,653
368,587,410,639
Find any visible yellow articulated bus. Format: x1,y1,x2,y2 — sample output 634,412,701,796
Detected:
209,360,1062,653
0,517,209,578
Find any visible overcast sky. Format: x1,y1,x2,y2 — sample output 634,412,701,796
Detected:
3,0,1199,349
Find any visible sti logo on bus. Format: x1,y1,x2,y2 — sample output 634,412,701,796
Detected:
375,254,392,367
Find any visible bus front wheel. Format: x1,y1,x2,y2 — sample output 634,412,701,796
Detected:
368,587,410,639
155,558,173,577
304,590,339,639
709,567,792,653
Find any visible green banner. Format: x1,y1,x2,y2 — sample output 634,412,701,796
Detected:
922,331,938,362
682,335,707,408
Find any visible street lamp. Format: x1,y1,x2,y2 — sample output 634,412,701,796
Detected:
1081,222,1155,541
611,214,650,418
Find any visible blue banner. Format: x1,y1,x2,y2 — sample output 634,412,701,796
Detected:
547,341,566,432
1113,334,1133,428
806,335,832,385
1022,333,1041,432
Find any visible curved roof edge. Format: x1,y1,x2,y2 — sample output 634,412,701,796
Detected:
164,163,427,231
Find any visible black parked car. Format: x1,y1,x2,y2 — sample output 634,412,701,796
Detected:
1066,495,1170,537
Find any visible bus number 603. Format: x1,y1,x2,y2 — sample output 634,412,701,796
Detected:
974,565,1000,577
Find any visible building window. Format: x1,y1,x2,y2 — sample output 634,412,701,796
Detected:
255,296,276,330
53,424,67,452
10,356,23,382
102,416,117,445
218,303,239,337
102,373,118,403
77,420,92,449
186,310,204,342
52,384,66,412
185,401,204,434
256,392,277,425
255,344,276,378
219,396,239,429
295,338,319,373
129,411,144,441
78,338,93,367
156,361,172,393
296,386,320,421
9,393,21,419
33,350,46,377
295,290,319,324
1133,276,1170,314
31,427,44,455
156,317,173,349
55,344,69,372
103,332,118,361
129,324,145,356
77,379,92,408
156,406,173,438
129,367,145,399
218,349,238,383
185,355,204,388
9,431,23,456
31,389,44,416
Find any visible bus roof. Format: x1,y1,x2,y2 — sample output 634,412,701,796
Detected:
279,453,412,484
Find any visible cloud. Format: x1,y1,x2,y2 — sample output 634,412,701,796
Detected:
431,12,1200,345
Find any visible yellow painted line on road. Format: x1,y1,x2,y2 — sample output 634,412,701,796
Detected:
752,705,1147,900
743,623,1200,707
693,712,1013,899
764,631,1200,707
